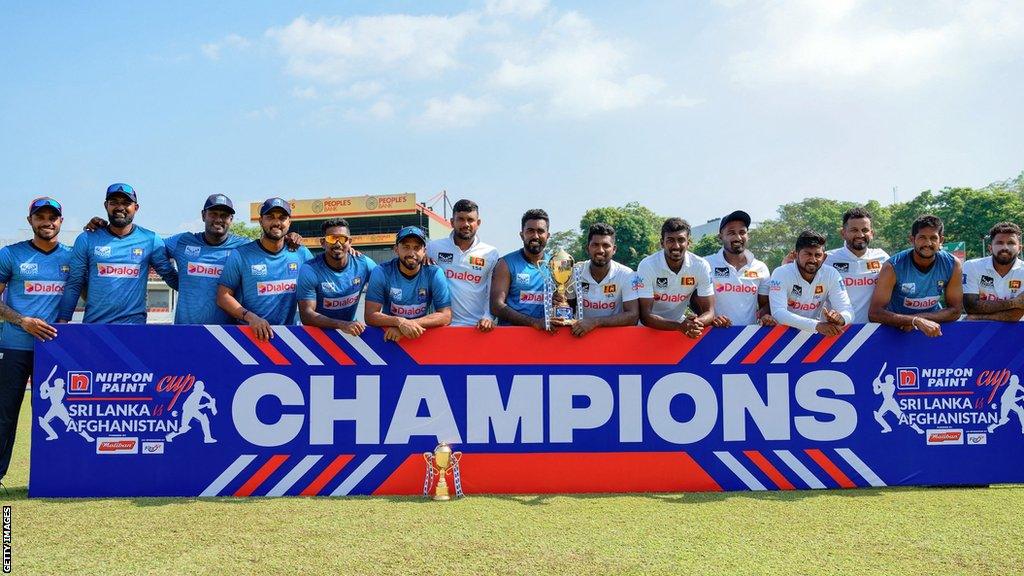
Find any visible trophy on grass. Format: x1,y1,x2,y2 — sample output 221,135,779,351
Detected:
423,442,464,501
545,248,582,329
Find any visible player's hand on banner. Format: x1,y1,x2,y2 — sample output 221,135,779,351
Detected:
247,314,274,341
680,317,704,339
384,327,405,342
571,318,598,337
815,321,843,337
396,318,425,339
476,318,494,333
338,320,366,336
759,314,777,327
711,315,732,328
822,307,845,326
20,316,58,341
913,317,942,337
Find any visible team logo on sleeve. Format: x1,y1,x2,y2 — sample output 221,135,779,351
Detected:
832,262,849,273
184,245,201,257
95,246,112,257
19,263,38,275
1011,280,1022,291
714,267,730,278
250,264,268,276
469,256,486,268
438,252,454,264
656,277,668,288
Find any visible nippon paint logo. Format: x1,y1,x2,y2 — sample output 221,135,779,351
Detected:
23,281,65,295
67,371,93,395
897,367,920,390
96,437,139,454
187,262,224,278
926,429,963,445
96,263,141,278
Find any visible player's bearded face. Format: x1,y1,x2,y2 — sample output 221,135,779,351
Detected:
719,224,747,255
29,208,62,241
588,235,615,267
797,248,824,275
521,219,549,255
991,234,1020,265
204,209,233,238
452,212,479,241
395,238,425,271
661,232,690,263
910,227,941,261
842,218,873,251
105,196,137,228
260,210,290,240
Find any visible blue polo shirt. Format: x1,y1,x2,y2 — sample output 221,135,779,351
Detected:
58,227,179,324
365,259,451,319
296,253,377,322
218,241,314,325
0,241,73,351
164,232,249,324
497,249,548,325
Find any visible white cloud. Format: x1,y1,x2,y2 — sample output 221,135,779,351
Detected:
420,94,500,127
485,0,549,18
369,100,396,120
336,80,384,100
202,33,251,60
266,14,478,84
244,106,278,120
489,12,663,116
292,86,319,100
724,0,1024,88
662,94,703,108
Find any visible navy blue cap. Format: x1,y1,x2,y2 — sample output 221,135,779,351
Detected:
395,225,427,244
106,183,137,203
719,210,751,231
203,194,235,214
29,197,62,216
259,197,291,216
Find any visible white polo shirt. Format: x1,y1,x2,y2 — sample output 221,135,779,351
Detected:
825,245,889,324
571,260,638,318
634,250,714,322
963,256,1024,304
705,249,770,325
427,234,500,327
767,262,853,332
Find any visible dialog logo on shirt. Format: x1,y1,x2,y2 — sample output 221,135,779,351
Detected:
583,298,617,310
97,263,141,278
903,296,939,309
323,293,360,310
519,290,544,304
24,280,65,295
185,245,201,257
187,262,224,278
250,264,268,277
19,263,38,275
390,302,427,317
257,280,297,295
446,269,483,284
94,245,112,257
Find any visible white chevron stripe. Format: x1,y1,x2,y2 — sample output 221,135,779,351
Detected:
832,323,880,363
200,454,256,497
711,325,761,365
771,330,814,364
714,451,766,490
205,325,257,365
331,454,387,496
835,448,886,487
266,455,323,497
338,331,387,365
773,450,826,489
276,327,323,366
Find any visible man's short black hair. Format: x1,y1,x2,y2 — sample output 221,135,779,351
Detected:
453,199,479,215
521,208,549,230
321,218,350,236
795,230,827,251
661,217,691,239
911,214,944,237
842,207,873,227
587,222,616,243
989,221,1021,240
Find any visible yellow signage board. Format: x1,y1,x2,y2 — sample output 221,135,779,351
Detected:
299,233,397,248
250,193,417,220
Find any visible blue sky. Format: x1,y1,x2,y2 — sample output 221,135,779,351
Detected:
3,1,1022,254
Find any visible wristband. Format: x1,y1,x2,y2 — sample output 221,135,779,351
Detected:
241,309,249,322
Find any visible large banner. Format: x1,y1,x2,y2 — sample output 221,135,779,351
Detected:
30,323,1024,497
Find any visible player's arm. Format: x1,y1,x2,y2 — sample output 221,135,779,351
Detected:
413,267,453,329
756,294,776,326
766,279,820,332
963,293,1024,315
149,235,179,291
414,307,452,329
915,259,963,324
637,297,684,331
57,234,89,322
826,275,854,326
216,253,273,340
490,258,545,330
868,263,941,336
298,300,365,335
689,294,715,327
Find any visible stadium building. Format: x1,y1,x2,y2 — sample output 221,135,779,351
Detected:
248,193,452,263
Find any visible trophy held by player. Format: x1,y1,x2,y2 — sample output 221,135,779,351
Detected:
544,248,582,329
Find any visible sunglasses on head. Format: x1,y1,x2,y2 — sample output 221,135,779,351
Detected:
107,183,135,194
323,234,350,245
29,197,62,214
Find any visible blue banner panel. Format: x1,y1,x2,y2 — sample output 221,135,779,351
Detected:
30,323,1024,497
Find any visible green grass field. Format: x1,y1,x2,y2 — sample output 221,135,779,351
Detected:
3,398,1023,576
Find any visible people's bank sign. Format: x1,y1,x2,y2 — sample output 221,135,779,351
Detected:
31,323,1024,497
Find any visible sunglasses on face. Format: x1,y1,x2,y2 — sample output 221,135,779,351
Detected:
324,234,350,245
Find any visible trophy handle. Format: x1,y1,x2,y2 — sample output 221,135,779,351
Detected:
451,451,463,464
423,452,434,468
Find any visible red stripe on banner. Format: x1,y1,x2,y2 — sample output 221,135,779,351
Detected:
740,325,788,364
801,326,850,363
234,455,289,496
743,450,795,490
300,454,354,496
804,449,856,489
238,326,291,365
373,452,723,495
302,327,356,365
397,327,704,365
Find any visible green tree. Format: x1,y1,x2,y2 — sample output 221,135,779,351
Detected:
748,197,876,269
230,222,262,240
547,229,585,261
577,202,662,269
690,233,720,257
